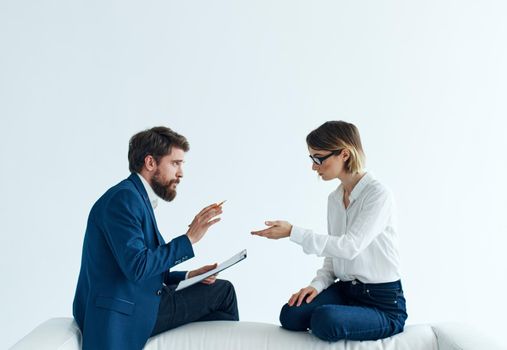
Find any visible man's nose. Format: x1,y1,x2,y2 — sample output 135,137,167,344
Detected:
312,163,319,171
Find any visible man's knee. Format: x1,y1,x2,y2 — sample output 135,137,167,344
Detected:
279,303,308,331
214,279,239,320
215,279,236,297
217,279,234,289
310,306,344,342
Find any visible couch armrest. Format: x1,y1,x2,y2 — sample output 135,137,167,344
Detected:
10,318,80,350
431,323,505,350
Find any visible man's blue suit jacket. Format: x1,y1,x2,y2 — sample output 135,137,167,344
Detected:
73,173,194,350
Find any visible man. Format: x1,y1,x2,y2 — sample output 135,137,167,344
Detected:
73,126,239,350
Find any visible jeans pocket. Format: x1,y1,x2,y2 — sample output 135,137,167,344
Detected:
365,288,401,308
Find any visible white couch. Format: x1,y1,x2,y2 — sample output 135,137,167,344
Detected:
10,318,504,350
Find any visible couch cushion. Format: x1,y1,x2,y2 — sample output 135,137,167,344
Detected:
10,318,81,350
146,321,438,350
11,318,438,350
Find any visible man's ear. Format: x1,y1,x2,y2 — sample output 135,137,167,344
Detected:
144,155,157,172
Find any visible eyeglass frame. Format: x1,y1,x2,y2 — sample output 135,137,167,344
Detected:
309,149,342,165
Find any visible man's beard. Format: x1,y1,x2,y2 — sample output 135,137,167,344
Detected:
151,170,179,202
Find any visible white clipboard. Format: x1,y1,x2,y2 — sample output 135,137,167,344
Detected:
175,249,247,291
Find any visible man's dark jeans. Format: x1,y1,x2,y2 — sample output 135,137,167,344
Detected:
151,279,239,337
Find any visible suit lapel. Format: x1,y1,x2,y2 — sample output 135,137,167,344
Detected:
128,173,165,245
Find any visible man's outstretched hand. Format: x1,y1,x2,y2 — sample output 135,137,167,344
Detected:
186,202,223,244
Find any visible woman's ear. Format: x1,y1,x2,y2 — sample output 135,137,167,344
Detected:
341,148,350,162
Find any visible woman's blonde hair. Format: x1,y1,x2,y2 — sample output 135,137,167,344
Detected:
306,121,365,174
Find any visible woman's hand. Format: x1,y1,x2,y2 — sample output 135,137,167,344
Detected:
288,286,318,307
187,263,218,285
251,220,292,239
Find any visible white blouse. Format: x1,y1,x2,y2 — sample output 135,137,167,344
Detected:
290,173,401,293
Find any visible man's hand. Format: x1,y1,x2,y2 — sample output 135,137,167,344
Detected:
251,220,292,239
186,203,223,244
188,263,218,285
288,286,318,307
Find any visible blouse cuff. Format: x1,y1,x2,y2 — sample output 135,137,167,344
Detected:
289,225,306,244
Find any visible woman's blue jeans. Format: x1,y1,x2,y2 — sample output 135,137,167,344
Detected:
279,280,408,342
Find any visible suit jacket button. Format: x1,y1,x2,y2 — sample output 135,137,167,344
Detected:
156,289,162,296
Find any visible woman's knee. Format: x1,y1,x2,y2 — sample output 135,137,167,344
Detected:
310,306,345,342
279,303,309,331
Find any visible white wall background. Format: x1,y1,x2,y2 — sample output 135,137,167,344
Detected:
1,1,507,348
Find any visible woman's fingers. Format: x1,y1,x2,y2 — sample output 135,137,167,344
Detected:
250,227,273,236
252,221,291,240
288,292,300,307
251,220,280,236
288,289,309,307
306,289,318,303
296,289,311,307
288,287,317,307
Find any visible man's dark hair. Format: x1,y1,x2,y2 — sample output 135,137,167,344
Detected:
128,126,189,173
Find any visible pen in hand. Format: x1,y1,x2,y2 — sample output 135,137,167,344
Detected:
187,200,226,228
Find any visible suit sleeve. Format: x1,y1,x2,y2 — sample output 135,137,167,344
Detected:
100,189,194,282
165,271,187,285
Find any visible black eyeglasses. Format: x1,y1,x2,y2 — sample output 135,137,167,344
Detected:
309,150,342,165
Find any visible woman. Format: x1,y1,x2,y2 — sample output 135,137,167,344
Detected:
251,121,407,342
